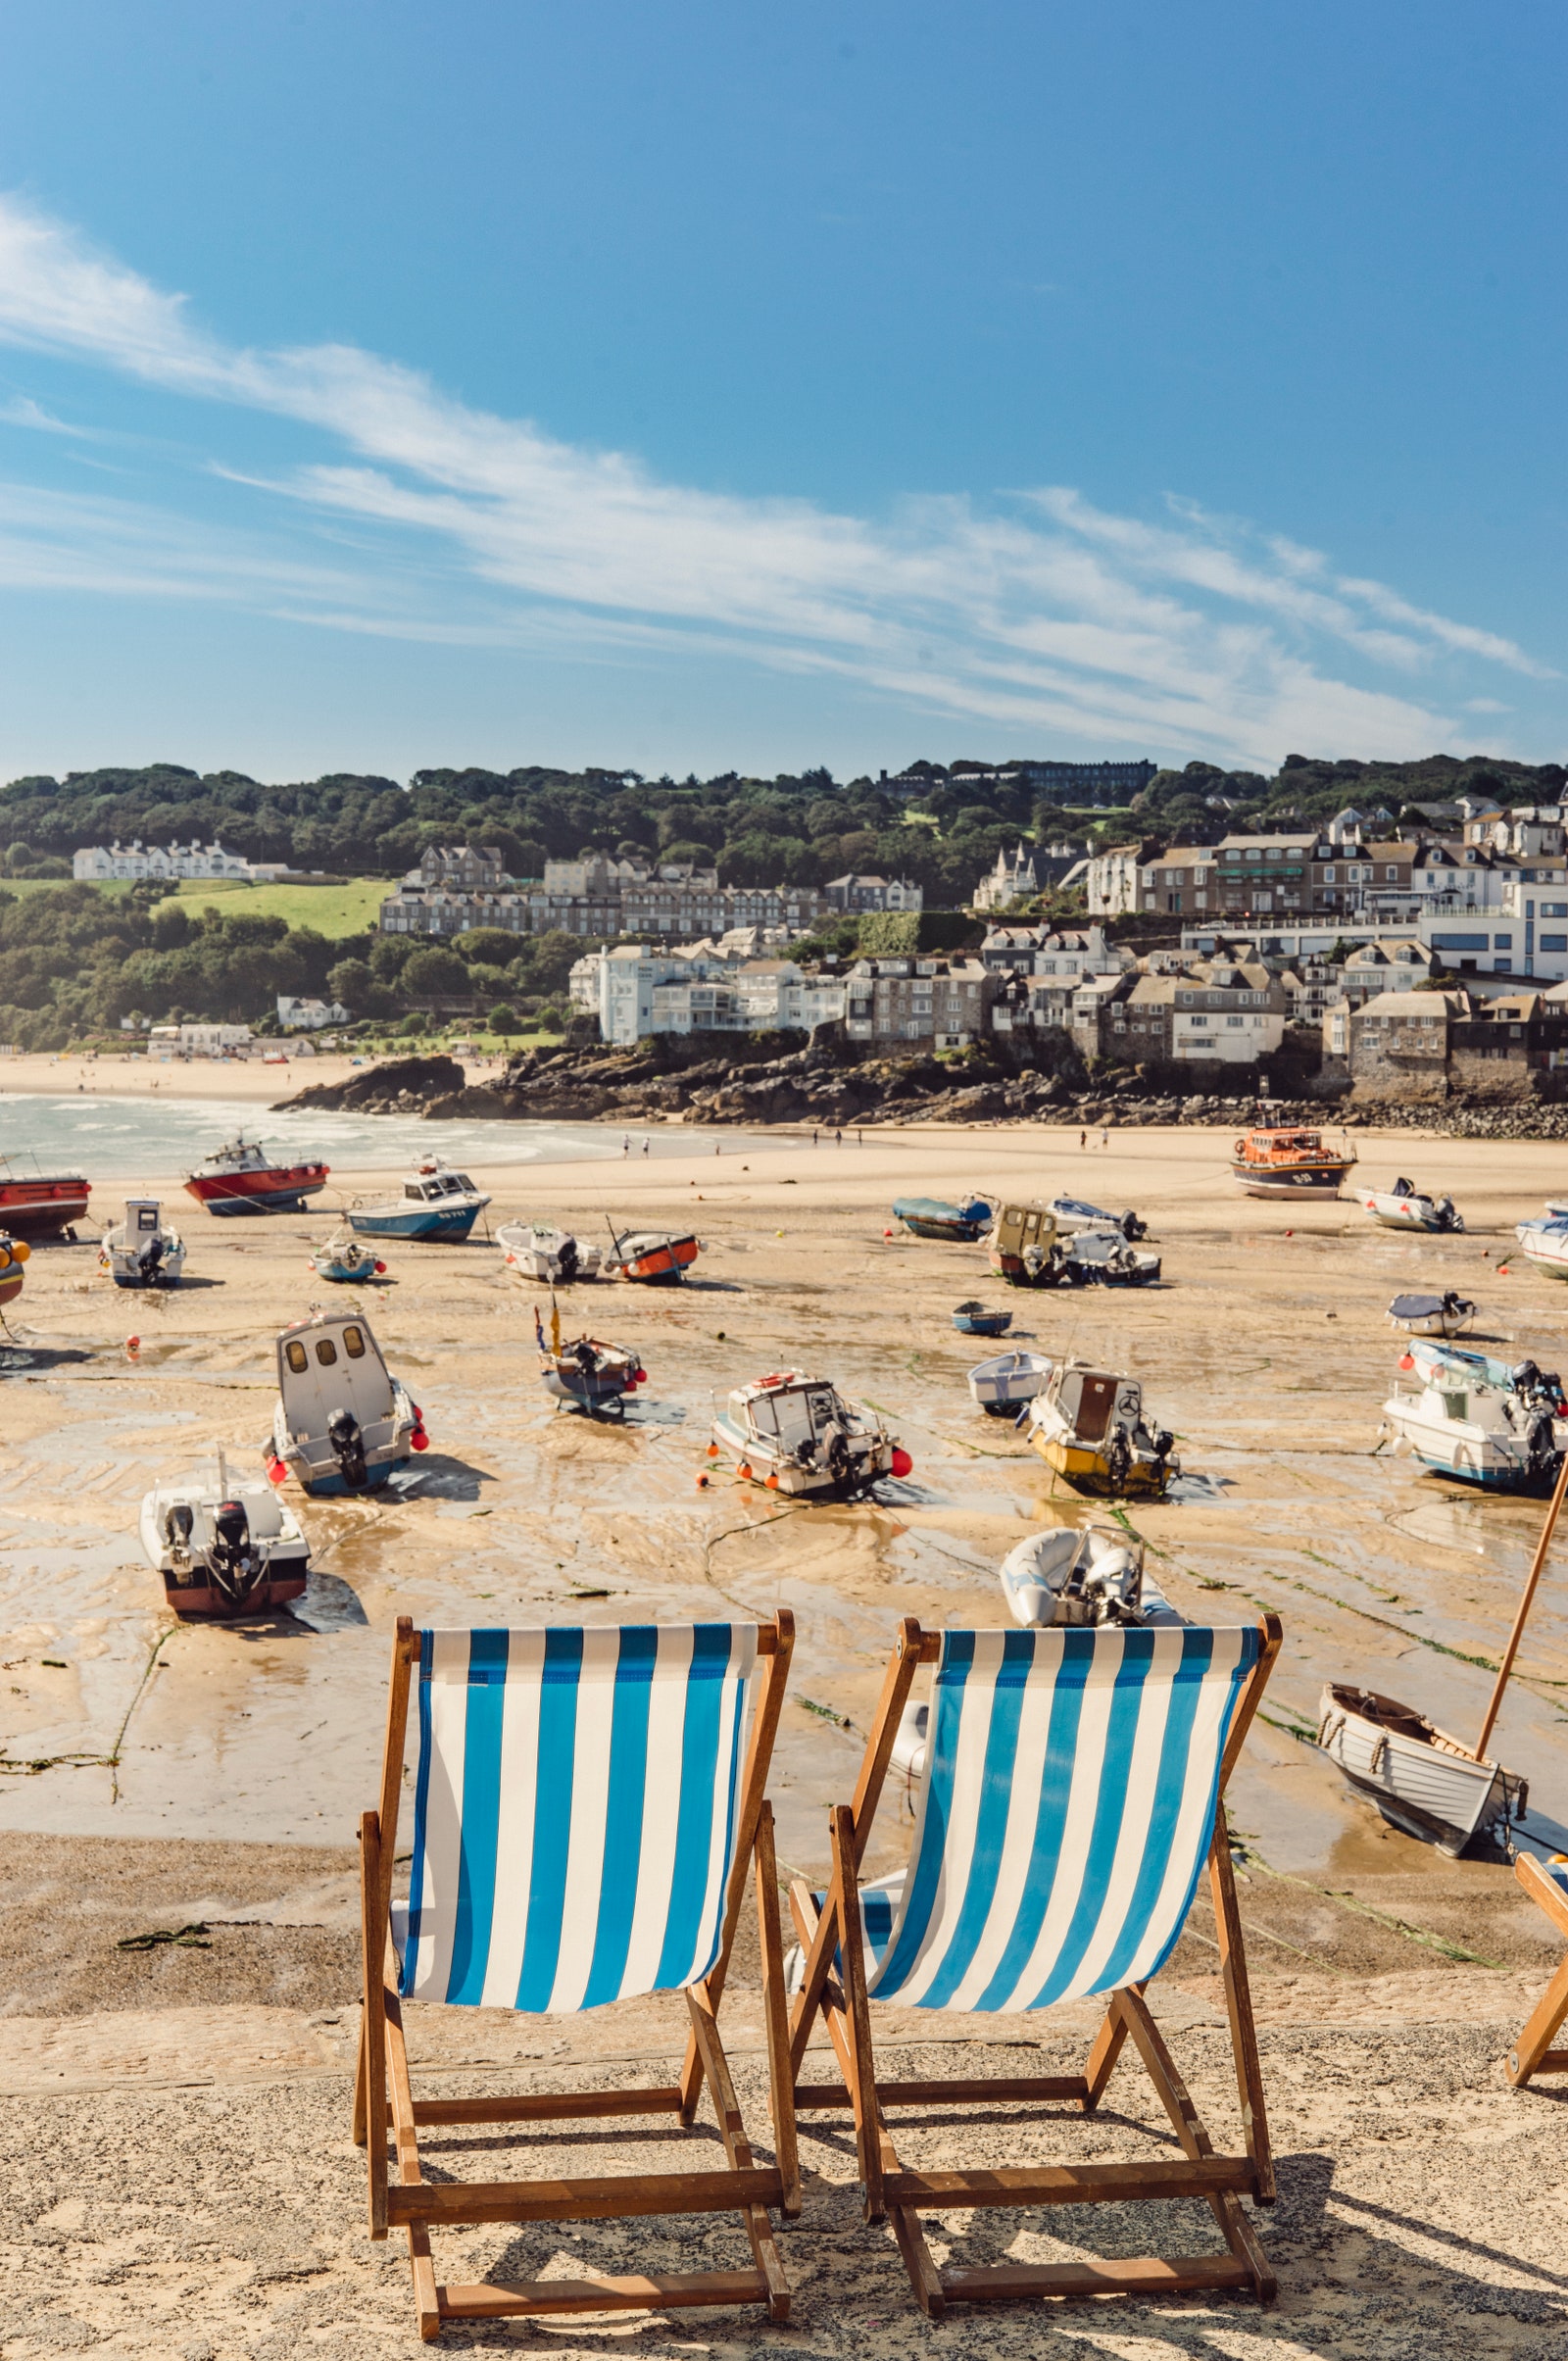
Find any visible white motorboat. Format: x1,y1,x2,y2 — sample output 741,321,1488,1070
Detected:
1317,1684,1526,1855
1387,1291,1478,1338
1359,1177,1464,1233
1515,1211,1568,1279
140,1448,310,1617
997,1526,1179,1627
1023,1361,1179,1500
711,1369,910,1498
102,1197,186,1288
1381,1338,1568,1492
267,1309,424,1496
1061,1229,1162,1286
1047,1193,1148,1242
967,1349,1053,1416
498,1220,602,1284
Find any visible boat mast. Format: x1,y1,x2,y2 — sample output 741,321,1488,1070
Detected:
1475,1445,1568,1759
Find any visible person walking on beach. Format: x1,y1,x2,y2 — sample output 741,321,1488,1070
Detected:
622,1134,630,1156
642,1137,650,1156
1079,1128,1087,1150
835,1127,843,1145
1101,1128,1108,1150
812,1128,818,1146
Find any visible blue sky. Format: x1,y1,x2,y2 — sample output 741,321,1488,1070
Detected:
0,2,1561,782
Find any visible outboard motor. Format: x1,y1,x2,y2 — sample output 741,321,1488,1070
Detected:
559,1236,578,1282
1118,1208,1147,1242
818,1417,852,1485
326,1405,368,1491
163,1501,195,1557
136,1234,166,1284
210,1498,264,1603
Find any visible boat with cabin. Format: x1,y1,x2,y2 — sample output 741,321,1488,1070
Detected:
711,1369,910,1498
1387,1290,1477,1338
348,1158,491,1243
141,1448,311,1617
101,1198,186,1288
498,1220,602,1283
1381,1338,1568,1492
1023,1360,1179,1498
967,1348,1053,1415
266,1309,424,1495
986,1201,1063,1287
893,1194,993,1242
1515,1208,1568,1279
184,1135,328,1216
604,1228,701,1284
1231,1123,1356,1198
0,1153,90,1237
308,1234,386,1284
1359,1177,1464,1233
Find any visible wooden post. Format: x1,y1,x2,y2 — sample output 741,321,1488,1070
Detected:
1476,1446,1568,1761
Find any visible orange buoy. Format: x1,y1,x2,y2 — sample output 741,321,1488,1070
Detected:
124,1335,140,1359
765,1470,779,1489
737,1461,753,1479
706,1441,719,1458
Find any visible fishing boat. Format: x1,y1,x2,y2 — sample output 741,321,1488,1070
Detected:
1359,1177,1464,1233
986,1201,1064,1287
1316,1685,1526,1855
967,1348,1053,1415
0,1154,90,1236
265,1309,424,1496
0,1233,28,1309
536,1307,644,1412
497,1220,602,1283
1381,1339,1568,1492
893,1194,993,1242
101,1198,185,1288
998,1525,1180,1629
711,1369,911,1499
140,1448,310,1617
1047,1193,1148,1242
1515,1211,1568,1279
347,1158,491,1243
951,1300,1012,1337
184,1135,329,1216
1231,1123,1356,1199
1023,1360,1179,1499
1387,1290,1477,1338
1061,1229,1162,1287
307,1234,386,1284
604,1228,701,1285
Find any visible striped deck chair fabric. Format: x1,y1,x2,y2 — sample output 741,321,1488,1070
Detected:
402,1623,757,2012
864,1622,1260,2011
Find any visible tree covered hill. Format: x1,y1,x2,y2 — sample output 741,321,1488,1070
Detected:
1125,752,1567,848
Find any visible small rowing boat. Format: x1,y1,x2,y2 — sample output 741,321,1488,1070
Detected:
951,1300,1012,1336
966,1348,1053,1415
537,1311,644,1413
1387,1291,1476,1338
893,1194,993,1242
604,1228,700,1284
308,1235,386,1283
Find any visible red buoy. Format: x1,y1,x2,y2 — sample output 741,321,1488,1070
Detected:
891,1447,913,1478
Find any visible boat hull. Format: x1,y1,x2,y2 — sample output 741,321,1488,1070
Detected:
953,1307,1012,1337
1317,1684,1524,1854
186,1164,327,1215
611,1236,700,1284
967,1352,1053,1414
348,1204,480,1242
543,1367,632,1410
711,1410,891,1498
1231,1162,1351,1198
1026,1429,1172,1500
163,1566,308,1617
0,1178,90,1234
902,1215,985,1241
0,1264,23,1308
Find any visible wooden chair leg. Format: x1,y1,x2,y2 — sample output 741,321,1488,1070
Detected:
359,1809,389,2239
829,1803,886,2223
754,1802,802,2217
1207,1828,1275,2200
1082,1996,1130,2112
1508,1948,1568,2087
687,1982,790,2321
1113,1988,1275,2303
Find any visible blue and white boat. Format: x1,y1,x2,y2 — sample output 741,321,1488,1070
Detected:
893,1194,993,1242
347,1158,491,1243
308,1233,386,1284
1516,1206,1568,1279
1381,1338,1568,1492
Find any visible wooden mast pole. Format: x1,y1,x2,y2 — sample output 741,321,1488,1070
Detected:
1476,1443,1568,1761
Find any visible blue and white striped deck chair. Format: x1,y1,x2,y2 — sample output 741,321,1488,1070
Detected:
788,1612,1283,2319
356,1612,800,2341
1507,1855,1568,2088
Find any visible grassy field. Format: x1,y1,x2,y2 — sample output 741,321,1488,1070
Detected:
167,876,388,934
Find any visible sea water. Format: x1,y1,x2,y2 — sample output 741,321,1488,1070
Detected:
0,1093,740,1176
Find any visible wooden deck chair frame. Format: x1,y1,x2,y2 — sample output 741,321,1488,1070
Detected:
787,1612,1283,2319
353,1611,801,2340
1506,1854,1568,2089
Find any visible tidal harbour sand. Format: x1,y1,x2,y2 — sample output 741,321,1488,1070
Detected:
4,1120,1568,2352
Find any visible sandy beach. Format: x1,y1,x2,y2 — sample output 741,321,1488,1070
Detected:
4,1118,1568,2350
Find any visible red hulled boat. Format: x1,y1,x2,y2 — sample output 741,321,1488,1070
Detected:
0,1164,91,1236
184,1134,329,1217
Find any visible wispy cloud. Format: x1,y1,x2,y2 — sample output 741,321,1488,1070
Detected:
0,194,1543,765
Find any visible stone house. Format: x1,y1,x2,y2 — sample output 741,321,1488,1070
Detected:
1343,988,1469,1101
845,956,996,1049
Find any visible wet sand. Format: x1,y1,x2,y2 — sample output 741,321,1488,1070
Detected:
4,1121,1568,2349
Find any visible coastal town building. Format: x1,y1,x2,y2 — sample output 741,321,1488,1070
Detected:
1326,982,1568,1102
979,923,1129,981
972,845,1039,911
822,873,923,913
74,839,289,883
381,846,835,942
419,845,509,890
577,941,849,1046
845,956,998,1050
277,995,351,1031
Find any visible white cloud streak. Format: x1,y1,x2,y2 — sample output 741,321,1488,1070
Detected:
0,194,1544,766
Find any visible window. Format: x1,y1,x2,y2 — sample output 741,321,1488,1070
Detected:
1226,1014,1245,1027
343,1326,366,1359
1323,865,1336,882
316,1337,338,1365
1542,935,1568,953
1495,934,1513,949
1545,905,1568,919
285,1341,308,1373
